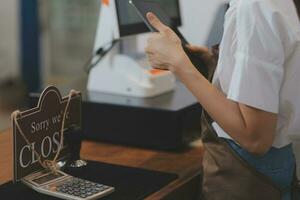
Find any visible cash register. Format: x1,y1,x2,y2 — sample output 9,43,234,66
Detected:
83,0,202,150
87,0,183,97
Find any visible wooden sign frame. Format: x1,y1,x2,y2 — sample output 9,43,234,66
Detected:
12,86,82,181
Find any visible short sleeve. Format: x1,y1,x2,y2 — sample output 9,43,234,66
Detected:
227,0,285,113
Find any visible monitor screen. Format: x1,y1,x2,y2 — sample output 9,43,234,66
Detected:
115,0,182,37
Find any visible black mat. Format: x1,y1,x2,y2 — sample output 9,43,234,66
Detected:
0,161,178,200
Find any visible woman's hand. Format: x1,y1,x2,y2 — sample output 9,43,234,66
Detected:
145,13,190,73
145,13,218,76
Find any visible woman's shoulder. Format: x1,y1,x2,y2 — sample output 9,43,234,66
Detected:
235,0,300,60
237,0,294,14
235,0,298,29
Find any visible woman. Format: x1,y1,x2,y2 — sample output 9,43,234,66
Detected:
145,0,300,199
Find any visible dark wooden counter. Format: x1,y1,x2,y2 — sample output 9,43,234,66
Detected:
0,129,204,199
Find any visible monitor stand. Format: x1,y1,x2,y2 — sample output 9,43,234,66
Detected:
87,0,176,98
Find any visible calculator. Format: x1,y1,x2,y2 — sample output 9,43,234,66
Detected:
22,170,115,200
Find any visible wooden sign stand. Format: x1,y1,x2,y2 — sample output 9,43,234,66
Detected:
12,86,82,181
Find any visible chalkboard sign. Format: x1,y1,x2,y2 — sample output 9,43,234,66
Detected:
12,86,81,181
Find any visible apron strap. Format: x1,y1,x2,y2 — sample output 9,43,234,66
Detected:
200,110,221,143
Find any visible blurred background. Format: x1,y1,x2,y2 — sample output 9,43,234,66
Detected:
0,0,100,130
0,0,227,131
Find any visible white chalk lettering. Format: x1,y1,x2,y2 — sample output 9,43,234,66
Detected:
52,132,60,153
31,142,38,165
19,133,63,168
52,115,61,124
30,120,50,134
20,145,31,168
41,136,52,158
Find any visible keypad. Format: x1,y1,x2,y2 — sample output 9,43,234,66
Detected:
55,178,112,199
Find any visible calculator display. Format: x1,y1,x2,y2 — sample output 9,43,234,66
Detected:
32,172,65,185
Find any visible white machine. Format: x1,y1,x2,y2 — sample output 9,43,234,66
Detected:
87,0,179,98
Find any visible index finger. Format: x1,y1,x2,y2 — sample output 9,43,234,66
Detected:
146,12,169,32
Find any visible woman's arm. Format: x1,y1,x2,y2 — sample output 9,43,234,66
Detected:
146,13,277,155
177,58,277,155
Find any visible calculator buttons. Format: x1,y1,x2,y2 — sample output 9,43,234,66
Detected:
53,177,114,199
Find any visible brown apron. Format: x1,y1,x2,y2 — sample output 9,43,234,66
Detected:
201,112,283,200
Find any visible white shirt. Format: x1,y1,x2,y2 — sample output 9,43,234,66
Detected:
212,0,300,148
